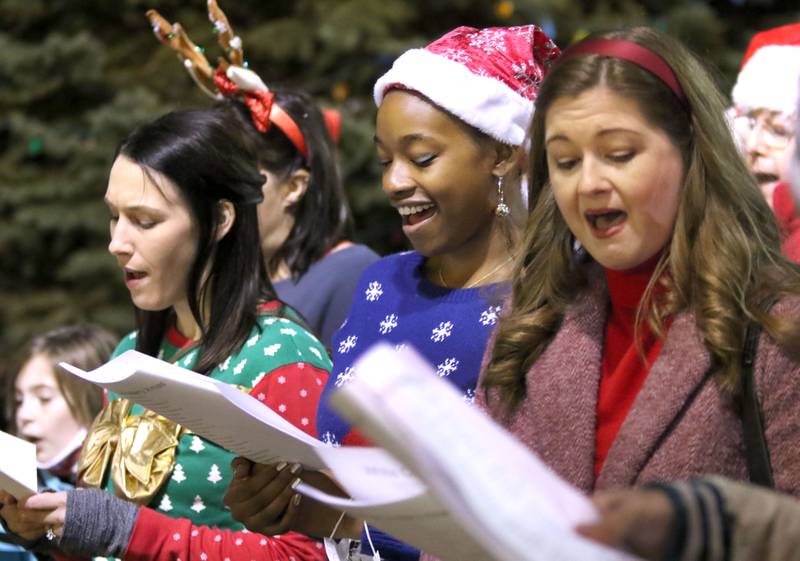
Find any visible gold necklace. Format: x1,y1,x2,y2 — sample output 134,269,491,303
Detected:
438,256,513,289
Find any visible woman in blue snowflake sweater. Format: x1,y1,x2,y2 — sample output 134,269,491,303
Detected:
224,25,561,561
0,108,331,561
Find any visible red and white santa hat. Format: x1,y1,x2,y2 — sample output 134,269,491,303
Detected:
373,25,560,147
731,23,800,115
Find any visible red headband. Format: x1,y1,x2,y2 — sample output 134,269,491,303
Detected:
559,38,687,106
322,109,341,145
214,68,309,160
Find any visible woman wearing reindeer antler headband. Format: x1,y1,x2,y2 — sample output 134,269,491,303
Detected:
147,1,378,348
0,108,331,561
0,5,335,561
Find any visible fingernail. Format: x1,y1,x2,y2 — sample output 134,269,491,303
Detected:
291,477,302,490
290,463,302,474
275,461,288,472
292,493,302,506
233,463,248,478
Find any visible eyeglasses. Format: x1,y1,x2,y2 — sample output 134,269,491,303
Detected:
732,111,796,151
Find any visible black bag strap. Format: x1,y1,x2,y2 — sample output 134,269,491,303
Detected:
739,320,774,488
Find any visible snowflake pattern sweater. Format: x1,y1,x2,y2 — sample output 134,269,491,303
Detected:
316,252,508,561
93,303,331,561
317,252,508,446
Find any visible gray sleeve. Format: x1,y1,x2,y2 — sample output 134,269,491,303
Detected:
59,488,139,558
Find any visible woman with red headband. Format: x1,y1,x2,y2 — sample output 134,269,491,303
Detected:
0,4,365,559
149,3,379,348
575,82,800,560
474,25,800,552
222,90,378,348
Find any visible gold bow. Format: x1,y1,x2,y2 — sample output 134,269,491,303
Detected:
78,399,183,504
78,399,130,489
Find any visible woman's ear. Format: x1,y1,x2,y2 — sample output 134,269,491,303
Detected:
492,143,524,178
215,200,236,241
281,169,311,208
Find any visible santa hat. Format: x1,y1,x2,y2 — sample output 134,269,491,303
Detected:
731,23,800,115
373,26,560,146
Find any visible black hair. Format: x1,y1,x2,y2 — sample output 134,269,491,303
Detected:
222,93,354,280
116,109,274,374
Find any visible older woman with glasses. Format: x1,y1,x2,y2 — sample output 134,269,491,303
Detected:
729,23,800,261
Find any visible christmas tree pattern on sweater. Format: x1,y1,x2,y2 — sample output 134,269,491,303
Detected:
101,308,331,531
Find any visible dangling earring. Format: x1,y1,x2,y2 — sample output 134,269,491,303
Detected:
495,175,510,217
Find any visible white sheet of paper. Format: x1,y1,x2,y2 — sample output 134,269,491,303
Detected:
331,343,639,561
0,430,38,499
296,476,494,561
59,350,324,469
312,446,424,502
299,446,496,559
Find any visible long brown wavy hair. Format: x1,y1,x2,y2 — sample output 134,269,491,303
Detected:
483,27,800,416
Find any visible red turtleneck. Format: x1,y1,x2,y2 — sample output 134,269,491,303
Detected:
163,300,283,349
773,181,800,263
594,255,669,479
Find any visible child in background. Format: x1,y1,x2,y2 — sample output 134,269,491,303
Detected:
1,324,117,561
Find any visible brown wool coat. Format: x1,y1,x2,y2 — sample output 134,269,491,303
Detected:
477,274,800,497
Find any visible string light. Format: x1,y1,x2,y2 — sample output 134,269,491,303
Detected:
495,1,514,19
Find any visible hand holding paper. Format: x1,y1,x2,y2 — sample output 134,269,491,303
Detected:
326,343,640,561
0,490,67,542
224,458,305,536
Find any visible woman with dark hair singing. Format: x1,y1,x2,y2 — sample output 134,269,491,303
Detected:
0,107,331,561
148,4,378,348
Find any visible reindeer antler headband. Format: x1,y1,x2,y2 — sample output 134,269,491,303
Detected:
147,0,326,159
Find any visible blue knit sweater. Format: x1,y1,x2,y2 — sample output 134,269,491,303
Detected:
316,251,508,561
274,243,379,348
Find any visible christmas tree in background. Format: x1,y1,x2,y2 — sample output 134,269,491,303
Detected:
0,0,798,381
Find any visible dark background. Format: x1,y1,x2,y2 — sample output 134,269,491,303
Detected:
0,0,797,373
